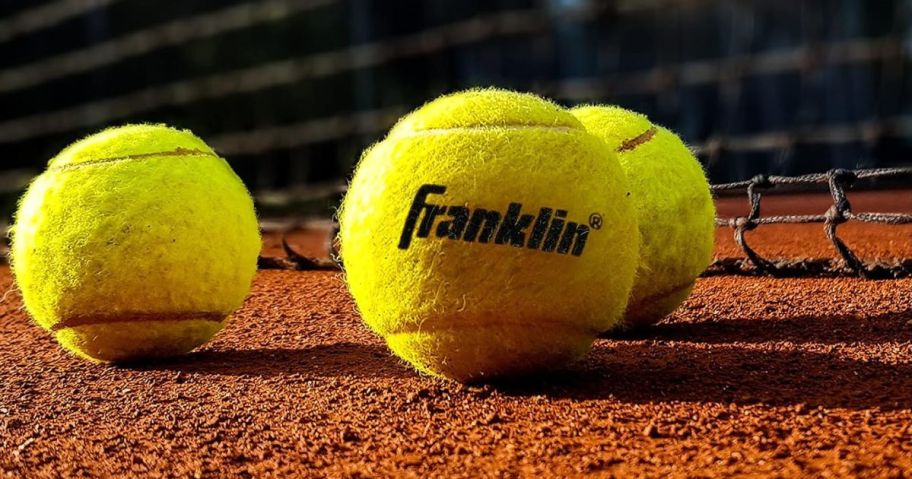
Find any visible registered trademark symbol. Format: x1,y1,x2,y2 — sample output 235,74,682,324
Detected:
589,213,603,230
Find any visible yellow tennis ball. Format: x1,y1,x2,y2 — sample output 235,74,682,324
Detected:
339,89,639,382
572,106,715,328
11,124,261,362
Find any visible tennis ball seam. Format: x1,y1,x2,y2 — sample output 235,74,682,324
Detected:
618,126,658,152
50,147,218,171
390,125,577,139
387,319,601,336
50,311,228,331
629,280,694,306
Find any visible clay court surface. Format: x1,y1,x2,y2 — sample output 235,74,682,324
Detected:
1,191,910,478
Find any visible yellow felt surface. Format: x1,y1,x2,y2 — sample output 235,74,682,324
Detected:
11,124,260,361
340,89,639,382
386,324,594,383
573,106,715,328
50,124,215,166
388,88,581,138
56,318,227,363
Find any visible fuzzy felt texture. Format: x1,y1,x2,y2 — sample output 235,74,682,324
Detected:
11,124,261,362
50,124,216,166
573,106,716,328
339,89,639,382
388,88,581,138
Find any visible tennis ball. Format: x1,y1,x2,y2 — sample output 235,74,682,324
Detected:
10,124,260,362
572,105,715,328
339,89,639,382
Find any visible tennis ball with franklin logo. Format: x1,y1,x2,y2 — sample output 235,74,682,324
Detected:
338,88,639,382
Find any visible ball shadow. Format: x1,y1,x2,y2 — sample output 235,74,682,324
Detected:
603,311,912,345
498,311,912,411
127,310,911,411
129,342,411,379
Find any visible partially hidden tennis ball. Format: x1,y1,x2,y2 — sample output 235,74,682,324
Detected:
339,89,639,382
572,106,715,328
11,124,261,362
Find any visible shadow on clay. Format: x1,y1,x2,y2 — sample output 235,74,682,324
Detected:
129,342,411,379
601,310,912,346
494,317,912,411
130,312,912,411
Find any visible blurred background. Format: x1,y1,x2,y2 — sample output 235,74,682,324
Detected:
0,0,910,219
